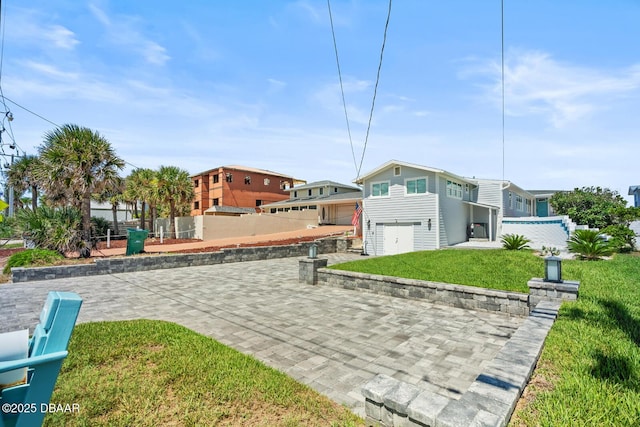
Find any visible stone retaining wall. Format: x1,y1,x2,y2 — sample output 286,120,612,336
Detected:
11,239,340,283
317,268,531,317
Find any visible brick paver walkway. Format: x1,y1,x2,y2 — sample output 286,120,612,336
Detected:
0,253,523,416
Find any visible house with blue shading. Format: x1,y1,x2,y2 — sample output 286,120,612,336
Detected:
356,160,573,255
629,185,640,208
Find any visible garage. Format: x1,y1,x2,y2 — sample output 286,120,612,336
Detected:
383,223,414,255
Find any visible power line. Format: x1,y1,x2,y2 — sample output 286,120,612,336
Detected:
1,96,60,128
327,0,358,177
358,0,392,179
327,0,393,180
501,0,505,182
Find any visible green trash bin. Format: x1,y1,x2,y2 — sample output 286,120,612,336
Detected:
126,228,149,256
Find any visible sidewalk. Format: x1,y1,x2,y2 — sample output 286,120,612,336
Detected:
92,225,354,257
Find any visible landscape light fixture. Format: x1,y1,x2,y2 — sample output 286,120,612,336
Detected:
308,243,318,259
544,256,563,283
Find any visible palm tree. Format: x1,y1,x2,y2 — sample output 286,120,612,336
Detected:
156,165,194,238
35,124,125,257
7,155,40,212
93,176,125,236
125,168,156,231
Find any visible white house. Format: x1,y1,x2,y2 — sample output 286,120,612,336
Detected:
355,160,498,255
261,180,362,226
356,160,570,255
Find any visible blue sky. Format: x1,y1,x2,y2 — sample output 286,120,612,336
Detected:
1,1,639,203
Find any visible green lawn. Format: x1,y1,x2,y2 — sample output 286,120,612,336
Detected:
44,320,363,427
330,248,550,293
333,249,640,425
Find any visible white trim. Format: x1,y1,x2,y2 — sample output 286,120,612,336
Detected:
404,176,428,196
446,179,463,199
435,195,440,249
394,166,401,176
370,180,390,198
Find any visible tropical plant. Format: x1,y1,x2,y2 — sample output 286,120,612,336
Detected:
16,205,84,255
35,124,125,257
6,154,40,211
501,234,531,250
550,186,639,229
156,165,195,238
3,249,64,274
93,176,125,236
90,216,112,238
567,229,613,260
601,224,636,253
125,168,157,232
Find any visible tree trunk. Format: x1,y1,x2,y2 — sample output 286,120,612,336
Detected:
139,201,146,230
169,200,176,238
31,185,38,211
80,196,92,258
149,204,156,235
112,202,119,235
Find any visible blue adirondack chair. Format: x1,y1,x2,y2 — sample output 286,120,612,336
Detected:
0,291,82,427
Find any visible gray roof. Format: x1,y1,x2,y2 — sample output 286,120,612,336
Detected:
527,190,563,197
262,190,362,208
204,206,256,214
288,180,360,192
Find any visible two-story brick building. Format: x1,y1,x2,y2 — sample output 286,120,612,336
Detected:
190,165,303,216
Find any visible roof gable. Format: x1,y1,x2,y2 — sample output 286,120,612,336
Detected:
355,160,474,185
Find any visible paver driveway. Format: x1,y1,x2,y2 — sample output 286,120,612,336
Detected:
0,253,523,416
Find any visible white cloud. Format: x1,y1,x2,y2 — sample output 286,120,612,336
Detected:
88,3,170,66
22,61,79,80
5,8,79,51
462,50,640,127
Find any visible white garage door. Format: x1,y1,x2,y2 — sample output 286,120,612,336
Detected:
383,223,414,255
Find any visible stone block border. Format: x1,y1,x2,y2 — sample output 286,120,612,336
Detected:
317,268,531,317
362,301,561,427
313,268,579,318
11,239,343,283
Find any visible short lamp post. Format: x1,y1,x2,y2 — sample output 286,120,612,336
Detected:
544,256,563,283
308,243,318,259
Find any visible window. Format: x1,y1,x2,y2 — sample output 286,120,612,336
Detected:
308,205,317,210
319,188,324,195
372,181,390,197
194,201,199,209
226,173,233,183
464,184,469,193
213,198,219,206
516,195,523,211
308,189,312,197
255,200,262,207
292,206,299,211
264,178,270,185
270,208,276,213
293,191,298,198
446,180,463,199
508,192,513,209
334,187,338,193
213,174,219,184
244,176,251,185
394,166,401,176
526,199,532,214
194,179,199,188
406,177,427,195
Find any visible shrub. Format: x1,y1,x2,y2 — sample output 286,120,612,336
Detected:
16,205,85,255
501,234,531,250
601,224,636,253
91,216,112,238
3,249,65,274
567,229,613,260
